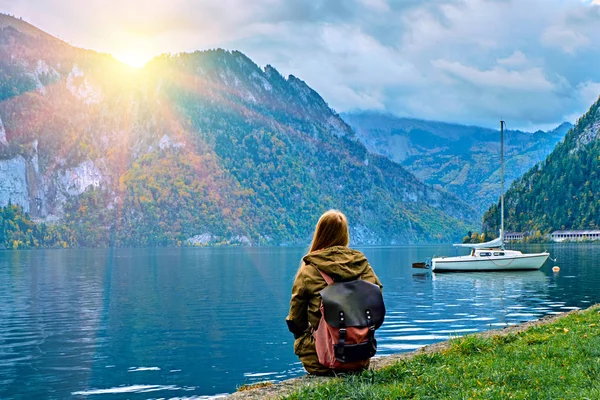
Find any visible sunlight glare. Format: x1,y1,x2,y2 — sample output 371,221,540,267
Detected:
113,50,154,69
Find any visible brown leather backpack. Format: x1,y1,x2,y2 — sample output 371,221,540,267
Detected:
312,268,385,370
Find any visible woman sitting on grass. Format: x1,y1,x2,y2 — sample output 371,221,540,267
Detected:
285,209,383,375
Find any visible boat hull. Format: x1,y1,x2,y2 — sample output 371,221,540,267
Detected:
432,253,549,272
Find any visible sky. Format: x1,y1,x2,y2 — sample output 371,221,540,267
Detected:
1,0,600,131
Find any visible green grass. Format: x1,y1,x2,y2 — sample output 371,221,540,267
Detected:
285,306,600,399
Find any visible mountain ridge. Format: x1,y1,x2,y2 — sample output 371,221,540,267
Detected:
482,95,600,235
342,111,572,214
0,14,476,247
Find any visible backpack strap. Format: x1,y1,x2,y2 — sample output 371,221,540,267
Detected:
312,267,334,335
315,267,334,285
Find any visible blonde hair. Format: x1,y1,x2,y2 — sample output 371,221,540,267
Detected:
309,210,350,252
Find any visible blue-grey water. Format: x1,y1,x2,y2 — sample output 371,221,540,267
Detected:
1,244,599,399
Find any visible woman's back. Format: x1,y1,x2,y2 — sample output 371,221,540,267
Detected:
290,246,382,331
285,210,383,375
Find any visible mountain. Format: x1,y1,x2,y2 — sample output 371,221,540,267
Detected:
482,96,600,235
0,13,477,247
342,112,571,214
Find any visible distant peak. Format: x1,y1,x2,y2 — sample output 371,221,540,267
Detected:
287,74,302,83
555,121,573,130
264,64,283,80
231,50,256,66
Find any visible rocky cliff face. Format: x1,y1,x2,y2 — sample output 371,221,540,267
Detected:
0,115,6,145
0,155,28,211
0,13,477,246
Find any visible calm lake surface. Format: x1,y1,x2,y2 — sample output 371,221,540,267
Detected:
1,244,599,399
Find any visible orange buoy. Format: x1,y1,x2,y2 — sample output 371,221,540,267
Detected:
552,266,560,272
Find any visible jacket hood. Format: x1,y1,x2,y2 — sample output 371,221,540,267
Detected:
302,246,370,281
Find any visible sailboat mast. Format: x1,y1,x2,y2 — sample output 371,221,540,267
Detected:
500,120,505,244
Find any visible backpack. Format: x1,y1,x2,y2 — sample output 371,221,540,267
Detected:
312,268,385,370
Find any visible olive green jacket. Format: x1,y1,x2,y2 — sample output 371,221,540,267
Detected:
286,246,383,343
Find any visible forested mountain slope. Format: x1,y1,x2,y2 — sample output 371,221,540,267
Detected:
0,13,476,247
482,97,600,234
342,112,570,214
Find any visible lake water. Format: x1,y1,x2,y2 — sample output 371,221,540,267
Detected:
1,244,599,399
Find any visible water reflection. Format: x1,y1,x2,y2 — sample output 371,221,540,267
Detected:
0,244,599,398
411,272,431,282
433,270,551,323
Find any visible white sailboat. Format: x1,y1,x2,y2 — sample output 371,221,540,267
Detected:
431,121,550,272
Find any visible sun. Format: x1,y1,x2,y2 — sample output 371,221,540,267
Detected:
113,50,154,69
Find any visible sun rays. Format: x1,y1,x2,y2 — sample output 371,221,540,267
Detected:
113,51,155,69
0,45,317,248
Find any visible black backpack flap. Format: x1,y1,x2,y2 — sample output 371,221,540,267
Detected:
320,280,385,329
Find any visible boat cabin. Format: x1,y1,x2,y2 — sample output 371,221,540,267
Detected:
472,249,506,257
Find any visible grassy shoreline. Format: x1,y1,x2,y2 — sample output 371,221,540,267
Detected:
231,306,600,399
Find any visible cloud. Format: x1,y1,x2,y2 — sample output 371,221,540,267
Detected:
497,51,530,68
577,81,600,109
1,0,600,130
239,0,600,129
540,2,600,55
357,0,389,13
541,26,590,54
432,60,555,91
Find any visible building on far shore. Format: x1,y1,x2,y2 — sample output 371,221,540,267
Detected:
505,232,526,242
551,230,600,242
